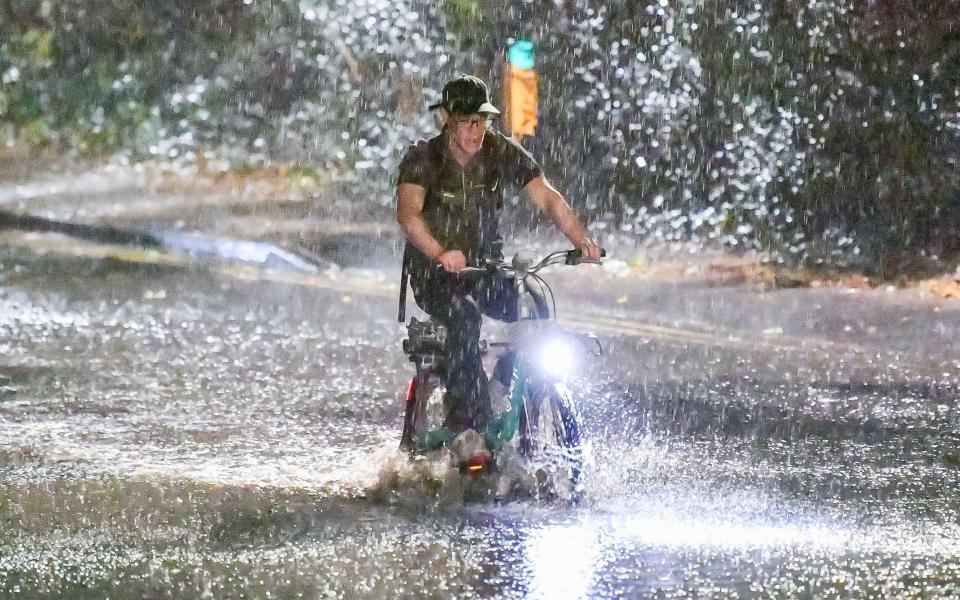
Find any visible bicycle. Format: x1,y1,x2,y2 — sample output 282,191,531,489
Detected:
398,248,604,499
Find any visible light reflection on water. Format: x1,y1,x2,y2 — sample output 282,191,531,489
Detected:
611,512,842,551
3,246,960,597
526,522,600,600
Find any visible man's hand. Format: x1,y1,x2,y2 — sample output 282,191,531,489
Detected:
437,250,467,272
576,238,603,261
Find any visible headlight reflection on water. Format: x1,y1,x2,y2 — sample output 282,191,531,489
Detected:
525,522,600,600
523,512,848,599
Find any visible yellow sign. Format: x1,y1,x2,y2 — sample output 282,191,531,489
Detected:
503,63,538,139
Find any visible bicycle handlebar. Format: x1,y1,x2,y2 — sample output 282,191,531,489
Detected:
436,248,606,280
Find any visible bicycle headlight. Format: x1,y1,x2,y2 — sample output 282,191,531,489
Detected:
538,338,576,378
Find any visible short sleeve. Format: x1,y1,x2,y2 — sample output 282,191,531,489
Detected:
396,143,428,187
499,134,542,189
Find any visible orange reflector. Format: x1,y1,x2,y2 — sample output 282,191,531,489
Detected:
405,377,416,404
465,453,490,474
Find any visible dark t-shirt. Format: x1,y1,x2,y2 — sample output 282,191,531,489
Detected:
397,130,541,270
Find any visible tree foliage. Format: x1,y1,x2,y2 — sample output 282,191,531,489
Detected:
1,0,958,275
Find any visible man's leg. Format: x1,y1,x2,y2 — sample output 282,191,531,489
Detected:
412,272,491,433
439,293,491,432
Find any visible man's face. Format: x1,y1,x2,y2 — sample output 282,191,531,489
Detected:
446,112,493,155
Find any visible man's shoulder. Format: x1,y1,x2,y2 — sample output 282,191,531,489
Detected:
483,130,511,153
484,130,534,158
482,130,541,187
484,131,539,166
402,134,443,161
396,134,444,186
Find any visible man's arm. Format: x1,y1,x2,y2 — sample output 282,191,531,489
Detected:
524,175,602,259
396,183,466,272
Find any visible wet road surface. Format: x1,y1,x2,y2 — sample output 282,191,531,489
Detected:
2,237,960,599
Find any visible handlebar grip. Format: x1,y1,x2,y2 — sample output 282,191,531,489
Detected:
434,262,494,278
565,248,607,264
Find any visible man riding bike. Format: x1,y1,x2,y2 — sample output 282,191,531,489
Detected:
396,74,601,439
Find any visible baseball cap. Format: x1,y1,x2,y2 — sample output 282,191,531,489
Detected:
428,75,500,115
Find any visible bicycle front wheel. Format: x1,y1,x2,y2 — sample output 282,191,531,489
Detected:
518,382,583,494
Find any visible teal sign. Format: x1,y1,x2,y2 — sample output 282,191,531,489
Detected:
508,40,535,70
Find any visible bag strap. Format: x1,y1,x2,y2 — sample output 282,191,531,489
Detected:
398,264,408,322
398,243,412,322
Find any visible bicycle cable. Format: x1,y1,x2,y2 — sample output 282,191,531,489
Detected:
530,272,558,321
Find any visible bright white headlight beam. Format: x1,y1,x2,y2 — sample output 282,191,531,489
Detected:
538,338,576,378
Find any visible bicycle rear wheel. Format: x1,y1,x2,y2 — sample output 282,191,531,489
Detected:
399,372,444,453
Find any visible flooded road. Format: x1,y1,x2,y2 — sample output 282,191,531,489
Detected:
3,240,960,599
